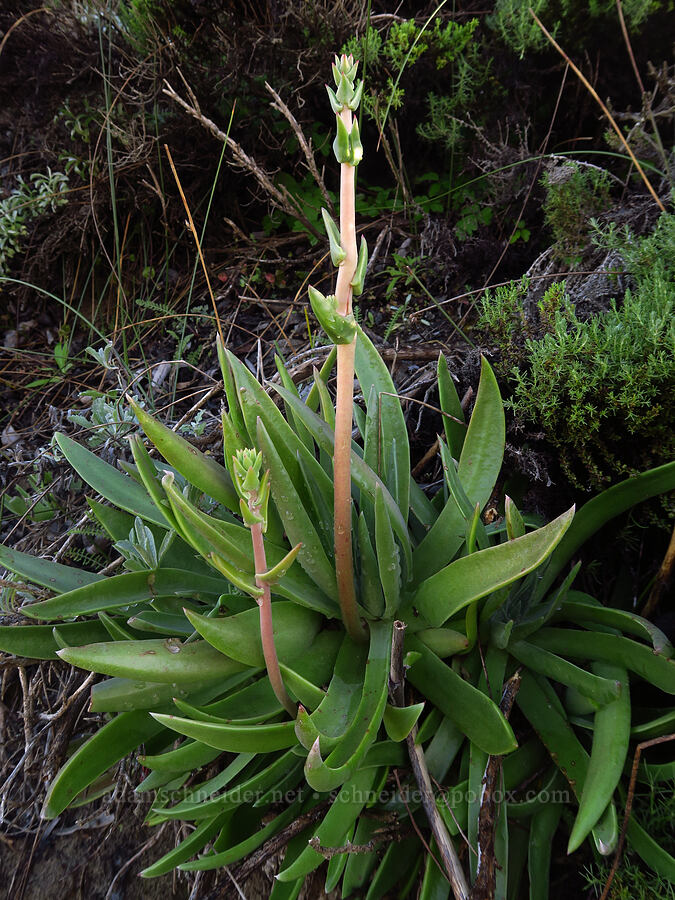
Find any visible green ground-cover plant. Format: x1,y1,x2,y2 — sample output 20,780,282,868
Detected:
488,0,666,58
479,208,675,490
541,161,613,265
0,169,69,275
1,54,675,899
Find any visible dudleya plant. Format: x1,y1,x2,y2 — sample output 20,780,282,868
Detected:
1,54,675,899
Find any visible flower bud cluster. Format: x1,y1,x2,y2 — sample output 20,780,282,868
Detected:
233,449,270,531
326,54,364,167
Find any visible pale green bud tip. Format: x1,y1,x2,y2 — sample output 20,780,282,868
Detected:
235,448,262,473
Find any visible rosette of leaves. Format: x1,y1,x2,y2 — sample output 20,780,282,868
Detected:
1,55,675,900
1,342,674,896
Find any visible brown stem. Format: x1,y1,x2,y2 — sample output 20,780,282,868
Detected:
250,520,295,716
333,105,366,643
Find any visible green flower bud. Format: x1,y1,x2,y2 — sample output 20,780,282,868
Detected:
349,118,363,165
333,115,351,164
308,285,357,345
350,236,368,297
321,208,346,266
335,71,353,106
348,79,364,111
325,84,342,115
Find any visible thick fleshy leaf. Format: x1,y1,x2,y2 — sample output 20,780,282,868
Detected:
43,710,165,818
21,569,226,620
0,542,103,593
276,766,379,882
357,512,384,617
305,633,369,746
374,485,401,616
90,677,213,712
529,628,675,694
354,324,410,520
127,397,239,511
304,620,392,791
437,352,466,458
415,626,470,657
181,797,306,871
413,356,505,579
127,610,194,636
383,702,425,741
57,638,248,682
150,713,297,752
271,382,413,575
55,433,166,526
257,418,338,601
141,811,232,878
558,594,673,657
406,638,517,755
184,603,321,668
0,620,110,660
413,507,575,626
128,434,179,529
540,460,675,595
150,749,298,822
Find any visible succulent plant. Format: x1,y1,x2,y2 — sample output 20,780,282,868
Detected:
1,53,674,899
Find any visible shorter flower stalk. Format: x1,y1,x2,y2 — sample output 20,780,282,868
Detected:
233,449,296,717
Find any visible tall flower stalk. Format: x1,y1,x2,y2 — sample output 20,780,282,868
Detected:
310,54,368,642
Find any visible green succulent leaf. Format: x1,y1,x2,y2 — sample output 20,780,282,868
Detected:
257,418,338,602
354,323,410,522
321,207,346,266
303,620,392,791
0,620,110,660
350,236,368,296
270,382,412,574
374,485,401,617
183,603,321,668
57,637,248,683
0,542,103,593
43,710,166,818
127,397,239,512
21,569,227,620
89,676,215,712
55,433,167,526
141,812,232,878
529,628,675,694
276,766,379,882
413,507,575,627
406,637,517,755
437,353,466,458
558,593,673,657
383,701,425,741
413,356,505,579
539,460,675,595
308,285,357,344
150,713,298,753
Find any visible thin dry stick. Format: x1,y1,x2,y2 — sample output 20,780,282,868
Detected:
529,8,665,212
615,0,670,176
265,82,334,214
163,144,224,345
642,520,675,617
599,733,675,900
390,620,470,900
471,672,521,900
162,78,319,236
